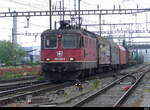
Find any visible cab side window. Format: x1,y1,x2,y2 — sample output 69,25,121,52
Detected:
85,38,88,48
80,36,84,47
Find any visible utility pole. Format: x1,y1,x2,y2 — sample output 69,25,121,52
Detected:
74,0,77,14
78,0,81,28
12,10,17,67
12,11,17,44
98,4,101,36
59,1,62,21
62,0,65,21
49,0,52,30
99,14,101,36
146,12,148,31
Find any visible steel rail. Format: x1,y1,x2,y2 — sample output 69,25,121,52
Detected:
0,82,71,106
0,75,38,84
71,65,149,107
0,65,148,106
113,68,150,107
0,80,45,91
71,74,135,107
0,82,50,97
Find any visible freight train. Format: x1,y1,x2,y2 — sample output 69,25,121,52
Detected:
40,21,144,82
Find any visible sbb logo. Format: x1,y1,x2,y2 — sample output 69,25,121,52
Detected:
57,51,63,57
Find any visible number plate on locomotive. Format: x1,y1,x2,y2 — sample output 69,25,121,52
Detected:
54,58,65,61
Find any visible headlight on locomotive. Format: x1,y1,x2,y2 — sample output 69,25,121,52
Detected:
46,58,51,61
69,57,76,61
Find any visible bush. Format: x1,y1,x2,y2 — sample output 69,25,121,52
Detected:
0,41,26,65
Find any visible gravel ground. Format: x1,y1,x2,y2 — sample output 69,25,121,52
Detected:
32,65,145,107
7,76,116,107
5,64,148,107
82,65,147,107
123,64,150,107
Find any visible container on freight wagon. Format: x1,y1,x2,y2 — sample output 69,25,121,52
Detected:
109,42,120,65
118,46,127,65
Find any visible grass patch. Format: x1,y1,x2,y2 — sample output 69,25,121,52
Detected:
1,72,24,79
0,71,39,80
146,88,150,92
36,76,45,81
92,79,101,90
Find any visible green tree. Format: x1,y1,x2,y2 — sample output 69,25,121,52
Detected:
0,41,26,65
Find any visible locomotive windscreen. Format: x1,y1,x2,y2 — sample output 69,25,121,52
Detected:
45,35,57,49
62,34,80,48
42,34,81,49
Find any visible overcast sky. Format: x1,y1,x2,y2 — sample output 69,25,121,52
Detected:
0,0,150,47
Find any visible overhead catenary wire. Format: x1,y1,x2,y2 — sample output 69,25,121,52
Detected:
0,17,49,29
0,0,149,43
81,0,100,7
4,0,48,10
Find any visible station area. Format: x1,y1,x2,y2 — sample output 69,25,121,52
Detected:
1,0,150,107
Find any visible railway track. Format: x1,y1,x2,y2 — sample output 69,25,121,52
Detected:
70,65,150,107
0,75,38,84
0,73,119,106
20,64,147,107
0,80,45,91
0,64,147,107
37,64,147,107
0,75,45,91
0,81,72,107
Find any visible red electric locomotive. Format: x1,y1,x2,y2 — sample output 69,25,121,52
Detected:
41,21,97,82
40,21,139,82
